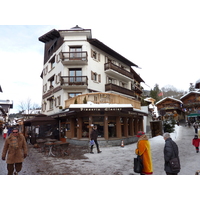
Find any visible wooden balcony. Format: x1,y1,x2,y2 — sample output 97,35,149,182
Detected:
104,62,134,80
60,76,88,89
65,92,141,109
132,84,143,94
105,83,139,99
59,51,88,65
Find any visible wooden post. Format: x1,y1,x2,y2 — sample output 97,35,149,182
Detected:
116,116,121,138
124,117,128,137
104,115,108,140
77,117,82,139
70,118,75,138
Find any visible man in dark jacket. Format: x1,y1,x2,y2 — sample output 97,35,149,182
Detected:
90,125,102,154
163,133,180,175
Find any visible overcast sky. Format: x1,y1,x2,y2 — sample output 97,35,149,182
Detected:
1,0,200,113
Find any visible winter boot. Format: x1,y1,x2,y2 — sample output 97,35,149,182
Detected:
90,146,94,154
97,148,102,153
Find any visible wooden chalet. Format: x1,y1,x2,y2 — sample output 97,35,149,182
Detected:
155,97,184,121
180,91,200,122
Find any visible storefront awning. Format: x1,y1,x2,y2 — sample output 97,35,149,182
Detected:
187,113,200,117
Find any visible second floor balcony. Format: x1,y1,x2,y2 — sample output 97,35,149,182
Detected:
59,51,88,65
104,62,134,80
105,83,140,99
60,76,88,89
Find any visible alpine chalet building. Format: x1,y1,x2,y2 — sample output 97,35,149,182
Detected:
39,25,147,146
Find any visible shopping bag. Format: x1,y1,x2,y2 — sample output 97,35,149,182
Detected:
90,140,95,146
169,157,181,172
134,155,143,173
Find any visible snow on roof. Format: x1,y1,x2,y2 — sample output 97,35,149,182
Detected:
69,102,133,109
180,91,200,100
155,97,183,105
68,102,148,115
0,100,13,105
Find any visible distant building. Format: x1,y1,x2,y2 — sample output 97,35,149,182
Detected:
195,79,200,90
38,25,147,146
180,91,200,122
0,99,13,124
156,97,184,121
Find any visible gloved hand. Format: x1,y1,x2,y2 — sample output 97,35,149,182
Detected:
2,157,5,161
24,154,27,158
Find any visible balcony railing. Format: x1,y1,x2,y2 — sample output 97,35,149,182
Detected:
132,84,143,94
65,92,141,109
105,83,138,98
60,76,88,88
59,51,88,65
104,62,134,79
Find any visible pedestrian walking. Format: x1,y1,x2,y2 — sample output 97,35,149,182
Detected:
135,131,153,175
90,125,102,154
1,128,28,175
193,122,199,134
3,126,8,139
163,133,180,175
192,135,200,153
7,126,13,136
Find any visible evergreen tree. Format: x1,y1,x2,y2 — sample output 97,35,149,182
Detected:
150,84,162,102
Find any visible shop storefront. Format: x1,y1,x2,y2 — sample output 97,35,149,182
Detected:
51,104,147,146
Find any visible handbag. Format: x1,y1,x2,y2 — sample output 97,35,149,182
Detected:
134,155,143,173
169,157,180,172
169,141,181,172
134,143,143,173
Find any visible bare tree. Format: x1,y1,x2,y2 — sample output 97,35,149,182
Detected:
161,85,186,99
18,98,41,114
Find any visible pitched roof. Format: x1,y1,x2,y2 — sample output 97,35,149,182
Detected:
88,38,138,68
155,97,182,105
180,91,200,100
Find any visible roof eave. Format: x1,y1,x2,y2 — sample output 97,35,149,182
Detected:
88,38,138,68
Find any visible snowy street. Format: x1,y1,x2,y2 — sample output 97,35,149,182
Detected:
0,123,199,175
78,123,200,175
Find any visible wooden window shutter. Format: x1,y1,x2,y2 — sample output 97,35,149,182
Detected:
91,49,94,58
91,71,94,80
98,74,101,83
55,97,57,106
98,53,100,61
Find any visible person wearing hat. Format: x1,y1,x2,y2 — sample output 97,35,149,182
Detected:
135,131,153,175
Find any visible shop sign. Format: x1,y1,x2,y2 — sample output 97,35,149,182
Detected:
80,108,122,111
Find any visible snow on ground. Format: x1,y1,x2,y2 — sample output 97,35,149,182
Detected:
42,124,200,176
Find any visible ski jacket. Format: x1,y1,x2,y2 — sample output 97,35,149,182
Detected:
135,135,153,174
90,129,99,140
192,138,200,147
164,138,180,173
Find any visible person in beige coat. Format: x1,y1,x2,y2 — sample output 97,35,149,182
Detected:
2,128,28,175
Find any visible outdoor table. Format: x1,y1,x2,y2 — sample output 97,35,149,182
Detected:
58,142,69,156
44,142,56,156
46,138,58,142
36,139,47,152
